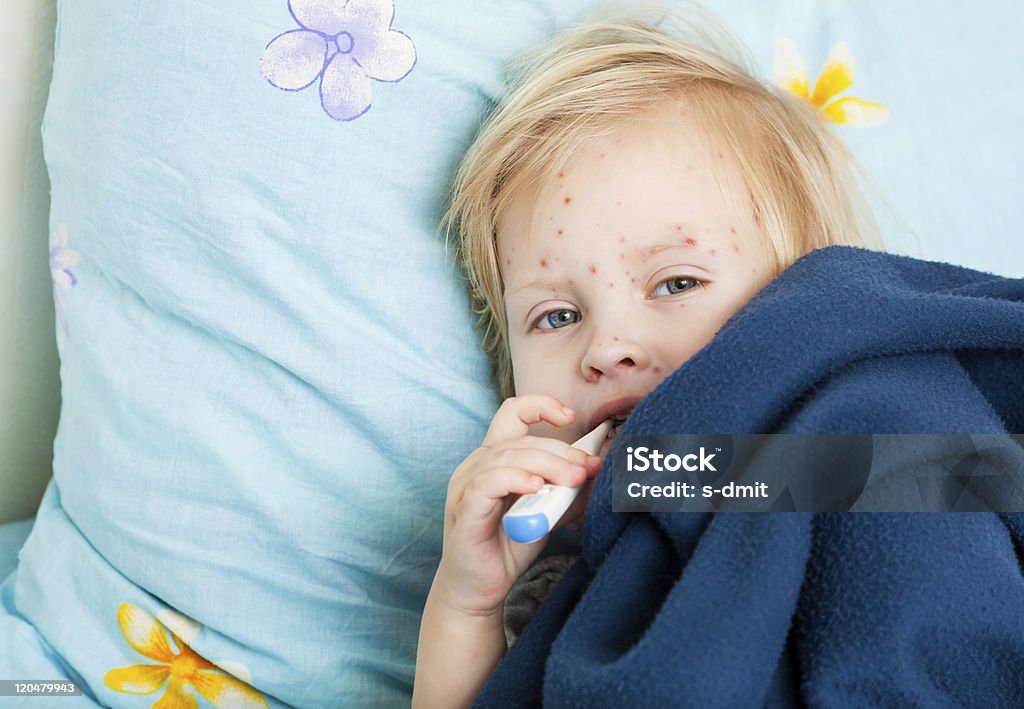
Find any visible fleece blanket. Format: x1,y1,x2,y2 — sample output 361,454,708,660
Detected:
475,246,1024,708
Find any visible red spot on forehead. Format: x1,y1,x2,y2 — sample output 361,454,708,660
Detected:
505,258,511,266
616,201,622,207
674,224,683,231
685,238,697,247
630,277,637,283
540,258,548,267
619,253,625,260
589,264,598,273
613,336,620,341
618,236,626,244
558,171,565,178
718,152,724,159
599,153,606,158
557,229,564,237
608,282,614,287
709,248,717,256
734,245,740,253
729,226,737,234
564,196,572,205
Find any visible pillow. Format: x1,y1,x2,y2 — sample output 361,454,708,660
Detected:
11,1,596,706
700,0,1023,277
8,0,1022,706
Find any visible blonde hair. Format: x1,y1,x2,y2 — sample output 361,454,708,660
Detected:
443,7,881,399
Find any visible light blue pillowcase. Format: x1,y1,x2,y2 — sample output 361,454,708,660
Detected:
701,0,1023,277
20,1,595,706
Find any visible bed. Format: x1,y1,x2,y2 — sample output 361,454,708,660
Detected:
2,0,1022,706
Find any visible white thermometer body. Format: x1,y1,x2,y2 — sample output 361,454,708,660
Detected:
502,420,612,544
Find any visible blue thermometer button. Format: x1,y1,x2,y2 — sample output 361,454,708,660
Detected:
503,513,550,543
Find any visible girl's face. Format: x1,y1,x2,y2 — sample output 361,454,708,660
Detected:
496,107,774,444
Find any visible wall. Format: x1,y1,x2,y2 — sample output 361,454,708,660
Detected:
0,0,60,523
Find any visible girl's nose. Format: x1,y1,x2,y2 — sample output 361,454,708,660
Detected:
580,331,651,382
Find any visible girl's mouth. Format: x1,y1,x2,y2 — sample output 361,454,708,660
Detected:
606,414,628,440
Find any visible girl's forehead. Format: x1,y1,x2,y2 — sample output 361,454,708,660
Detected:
501,115,746,231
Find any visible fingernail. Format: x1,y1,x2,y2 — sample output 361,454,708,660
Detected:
562,406,574,416
587,455,603,467
530,475,544,488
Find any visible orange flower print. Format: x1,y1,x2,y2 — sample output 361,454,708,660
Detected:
104,603,267,708
774,38,890,126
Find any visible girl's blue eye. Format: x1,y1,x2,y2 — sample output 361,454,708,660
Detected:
653,276,701,297
536,308,580,330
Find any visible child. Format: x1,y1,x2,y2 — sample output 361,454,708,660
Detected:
413,11,878,708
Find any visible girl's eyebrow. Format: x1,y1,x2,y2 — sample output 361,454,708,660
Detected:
641,241,701,259
507,278,568,297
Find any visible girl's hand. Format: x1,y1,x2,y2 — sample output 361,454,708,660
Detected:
433,395,603,617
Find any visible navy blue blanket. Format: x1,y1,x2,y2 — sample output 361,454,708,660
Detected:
476,247,1024,707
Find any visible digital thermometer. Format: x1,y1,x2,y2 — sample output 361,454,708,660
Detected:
502,420,613,544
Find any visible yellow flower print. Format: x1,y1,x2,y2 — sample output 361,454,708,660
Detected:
104,603,268,708
774,38,890,126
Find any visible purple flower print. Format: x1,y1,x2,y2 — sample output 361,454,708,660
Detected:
260,0,416,121
49,222,80,348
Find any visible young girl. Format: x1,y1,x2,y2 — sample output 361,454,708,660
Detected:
414,11,879,707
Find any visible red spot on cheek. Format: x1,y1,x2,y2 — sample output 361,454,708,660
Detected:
630,277,637,283
619,253,625,260
734,245,740,253
558,171,565,178
540,258,548,267
685,238,697,247
653,366,662,374
564,196,572,205
608,282,614,288
613,336,619,342
729,226,737,234
557,229,564,237
618,236,626,244
589,264,598,274
674,224,683,232
709,248,717,256
505,258,511,266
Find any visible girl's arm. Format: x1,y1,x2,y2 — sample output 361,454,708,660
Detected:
411,395,602,707
412,578,506,709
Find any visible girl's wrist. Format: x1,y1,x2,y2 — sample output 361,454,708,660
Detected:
430,565,506,619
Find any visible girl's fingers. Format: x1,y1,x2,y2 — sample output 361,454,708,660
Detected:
482,395,575,447
455,467,549,526
500,435,597,467
448,446,599,504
